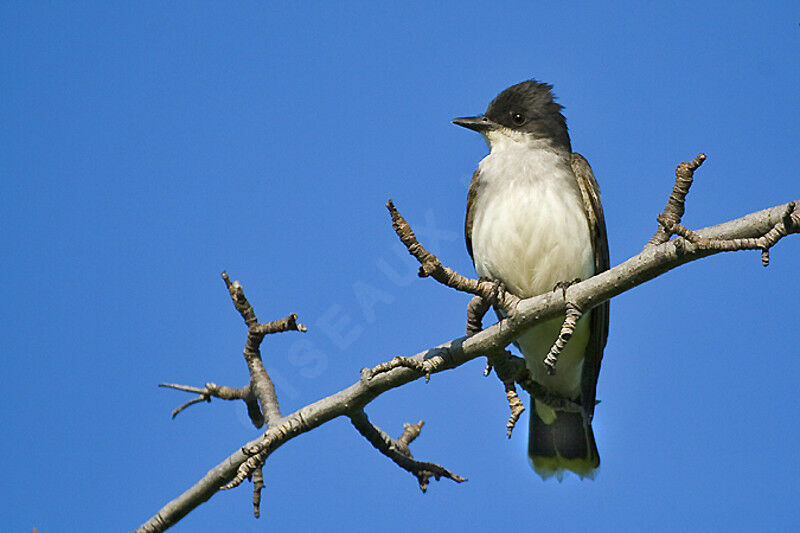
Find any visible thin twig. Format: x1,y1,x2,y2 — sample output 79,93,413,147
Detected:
648,153,706,246
169,396,211,418
657,201,798,266
220,272,306,428
348,410,466,492
159,382,251,419
387,200,520,314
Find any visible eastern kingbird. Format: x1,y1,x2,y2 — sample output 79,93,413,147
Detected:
453,80,609,480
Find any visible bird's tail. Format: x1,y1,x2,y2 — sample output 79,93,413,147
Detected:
528,399,599,480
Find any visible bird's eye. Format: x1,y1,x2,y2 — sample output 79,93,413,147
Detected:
511,112,525,125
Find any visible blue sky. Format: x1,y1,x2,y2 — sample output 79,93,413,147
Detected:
2,2,799,531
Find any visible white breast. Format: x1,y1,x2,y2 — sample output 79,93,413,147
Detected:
470,139,595,398
471,142,594,297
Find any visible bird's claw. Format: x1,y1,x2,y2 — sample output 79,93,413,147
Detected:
479,277,507,308
552,278,581,298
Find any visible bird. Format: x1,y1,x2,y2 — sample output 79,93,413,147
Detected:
453,80,609,480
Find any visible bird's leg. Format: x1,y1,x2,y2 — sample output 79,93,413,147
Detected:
543,301,584,375
474,277,507,376
544,279,584,374
485,349,528,437
466,294,491,338
518,374,584,413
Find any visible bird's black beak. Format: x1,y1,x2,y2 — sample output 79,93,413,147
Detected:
452,115,496,133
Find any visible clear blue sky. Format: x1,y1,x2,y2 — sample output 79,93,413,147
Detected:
2,2,799,531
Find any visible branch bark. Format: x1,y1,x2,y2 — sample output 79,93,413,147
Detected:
136,155,799,532
348,410,466,491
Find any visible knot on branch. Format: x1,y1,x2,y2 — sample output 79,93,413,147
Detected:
394,420,424,456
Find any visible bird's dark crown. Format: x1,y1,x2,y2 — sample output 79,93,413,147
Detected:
485,80,571,151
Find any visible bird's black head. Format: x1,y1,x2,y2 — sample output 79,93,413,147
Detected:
453,80,571,151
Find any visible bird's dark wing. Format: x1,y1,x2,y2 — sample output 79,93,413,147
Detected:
571,153,610,421
464,168,481,262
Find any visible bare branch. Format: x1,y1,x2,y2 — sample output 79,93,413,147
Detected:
253,315,307,335
348,410,466,492
158,382,262,425
167,395,210,418
657,201,798,266
138,157,800,532
387,200,521,314
159,383,211,395
220,271,307,428
222,271,258,327
648,152,706,245
159,275,306,431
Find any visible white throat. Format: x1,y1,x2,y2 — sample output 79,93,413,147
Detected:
481,128,564,155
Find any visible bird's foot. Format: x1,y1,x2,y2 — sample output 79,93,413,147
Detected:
552,278,582,299
479,277,507,309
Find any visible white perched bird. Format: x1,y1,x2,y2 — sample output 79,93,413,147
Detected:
453,80,609,480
